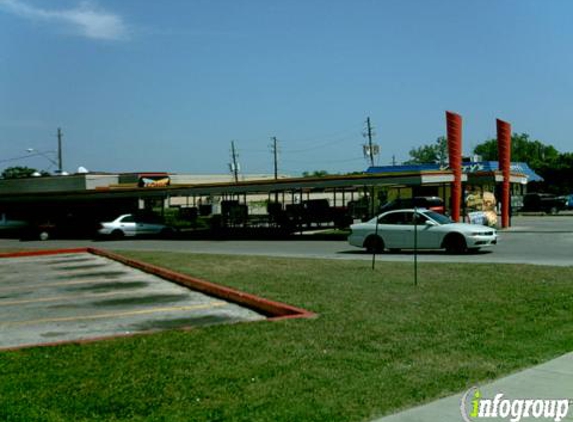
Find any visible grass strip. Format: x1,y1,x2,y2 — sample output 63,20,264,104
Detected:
1,251,572,422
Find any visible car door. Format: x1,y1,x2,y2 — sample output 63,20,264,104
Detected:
377,211,411,248
134,217,158,235
382,211,435,249
134,219,149,235
143,221,165,235
135,215,166,235
118,215,137,236
409,212,440,248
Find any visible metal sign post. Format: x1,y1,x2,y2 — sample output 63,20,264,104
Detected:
371,213,380,270
414,207,418,286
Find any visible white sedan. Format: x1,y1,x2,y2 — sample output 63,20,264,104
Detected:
348,209,498,254
97,214,174,239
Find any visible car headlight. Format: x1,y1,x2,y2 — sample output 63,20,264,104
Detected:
470,231,495,236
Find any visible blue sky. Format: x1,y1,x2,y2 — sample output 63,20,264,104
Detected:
1,0,572,176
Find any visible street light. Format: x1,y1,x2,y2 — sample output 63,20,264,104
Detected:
25,148,66,175
25,127,64,174
25,148,57,167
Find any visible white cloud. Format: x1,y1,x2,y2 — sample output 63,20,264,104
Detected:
0,0,128,41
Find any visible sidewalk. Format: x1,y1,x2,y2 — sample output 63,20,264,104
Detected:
373,352,573,421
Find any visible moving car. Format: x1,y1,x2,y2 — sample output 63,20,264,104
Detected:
379,196,445,214
97,214,175,239
348,208,497,254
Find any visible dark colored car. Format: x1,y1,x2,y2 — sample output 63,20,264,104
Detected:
379,196,445,214
285,199,352,229
23,218,100,240
521,193,568,215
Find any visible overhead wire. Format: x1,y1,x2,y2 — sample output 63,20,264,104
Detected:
0,152,44,164
225,124,373,175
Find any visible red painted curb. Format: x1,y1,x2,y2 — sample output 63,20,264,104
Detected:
87,248,316,321
0,247,315,351
0,247,316,321
0,248,89,259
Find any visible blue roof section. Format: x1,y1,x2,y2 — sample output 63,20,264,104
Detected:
366,161,544,182
365,164,442,173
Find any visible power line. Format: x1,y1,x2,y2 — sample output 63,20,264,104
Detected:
231,126,358,154
280,125,358,145
281,134,355,154
0,152,44,164
282,156,364,164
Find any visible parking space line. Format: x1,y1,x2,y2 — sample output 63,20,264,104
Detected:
0,290,146,306
0,301,227,327
0,277,144,293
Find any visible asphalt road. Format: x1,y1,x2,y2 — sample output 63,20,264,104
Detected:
1,216,572,266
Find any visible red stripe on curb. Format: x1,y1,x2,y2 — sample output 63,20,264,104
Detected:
87,248,316,321
0,247,315,351
0,248,89,258
0,247,316,320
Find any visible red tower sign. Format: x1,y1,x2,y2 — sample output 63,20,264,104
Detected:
446,111,463,222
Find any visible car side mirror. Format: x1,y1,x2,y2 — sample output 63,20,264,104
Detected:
425,220,437,226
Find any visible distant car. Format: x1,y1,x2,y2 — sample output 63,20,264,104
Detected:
24,217,100,241
348,209,498,254
97,214,175,239
521,193,567,215
380,196,445,214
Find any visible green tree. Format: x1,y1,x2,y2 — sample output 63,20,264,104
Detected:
302,170,330,178
533,152,573,194
406,136,448,165
473,133,559,170
0,166,45,179
474,134,572,193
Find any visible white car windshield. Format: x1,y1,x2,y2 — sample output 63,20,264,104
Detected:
424,210,453,225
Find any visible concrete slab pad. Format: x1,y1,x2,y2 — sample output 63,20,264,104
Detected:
0,252,265,349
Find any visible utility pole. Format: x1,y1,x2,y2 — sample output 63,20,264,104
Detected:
362,117,379,167
271,137,278,180
270,136,279,203
366,117,374,167
57,127,63,174
229,141,240,183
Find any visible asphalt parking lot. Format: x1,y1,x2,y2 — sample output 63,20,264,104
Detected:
1,216,571,266
0,252,264,350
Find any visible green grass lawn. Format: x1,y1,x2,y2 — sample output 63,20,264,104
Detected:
1,252,573,422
